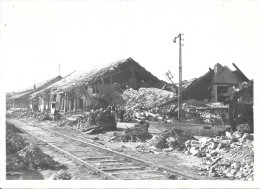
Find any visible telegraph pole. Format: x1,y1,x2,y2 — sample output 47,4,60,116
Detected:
173,33,184,121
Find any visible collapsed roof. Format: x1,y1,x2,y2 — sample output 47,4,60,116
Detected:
157,63,249,107
48,57,164,93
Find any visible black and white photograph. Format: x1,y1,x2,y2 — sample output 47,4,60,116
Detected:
0,0,259,188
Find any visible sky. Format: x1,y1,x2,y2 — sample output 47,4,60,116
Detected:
1,0,260,92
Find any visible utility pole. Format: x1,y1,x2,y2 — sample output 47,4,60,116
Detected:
33,76,36,91
173,33,184,121
59,64,61,76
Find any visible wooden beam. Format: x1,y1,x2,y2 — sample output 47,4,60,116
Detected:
101,78,104,84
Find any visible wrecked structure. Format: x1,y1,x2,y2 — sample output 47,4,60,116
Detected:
160,63,250,108
7,76,62,110
7,59,250,123
35,57,167,113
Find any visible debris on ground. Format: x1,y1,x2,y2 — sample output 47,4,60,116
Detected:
6,122,28,155
122,87,175,110
7,144,66,171
95,110,117,131
6,122,66,172
112,121,152,142
6,109,55,121
183,126,254,180
58,109,117,134
136,128,197,153
53,170,72,180
135,124,253,180
207,141,253,180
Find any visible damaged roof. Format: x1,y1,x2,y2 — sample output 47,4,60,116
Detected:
157,62,249,107
48,57,162,93
8,76,63,100
8,90,32,100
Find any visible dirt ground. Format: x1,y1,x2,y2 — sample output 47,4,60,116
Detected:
7,118,222,179
6,121,103,180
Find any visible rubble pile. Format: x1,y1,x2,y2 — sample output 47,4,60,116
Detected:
181,101,226,124
6,109,54,121
182,125,254,180
58,114,88,129
207,142,253,180
136,128,197,153
117,89,227,124
113,121,152,142
122,88,175,110
95,110,117,131
58,110,117,133
6,109,36,118
53,170,72,180
6,122,65,172
7,144,65,171
6,123,28,155
38,111,53,121
6,132,28,155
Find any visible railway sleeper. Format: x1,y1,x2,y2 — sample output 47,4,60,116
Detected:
102,167,144,172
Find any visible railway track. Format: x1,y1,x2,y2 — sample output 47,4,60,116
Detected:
7,119,212,180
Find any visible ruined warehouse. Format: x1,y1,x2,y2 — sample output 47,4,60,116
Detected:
188,63,249,103
7,76,62,109
160,62,250,107
31,57,167,112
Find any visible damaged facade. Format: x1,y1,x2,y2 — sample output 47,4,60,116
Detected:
34,58,166,112
7,76,62,109
7,58,249,115
164,62,249,106
211,63,249,102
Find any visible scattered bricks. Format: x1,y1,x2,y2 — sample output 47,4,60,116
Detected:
230,143,237,148
225,131,232,139
199,143,208,152
198,137,209,144
220,136,228,141
184,150,189,156
237,124,251,134
116,122,152,142
190,147,200,156
53,170,72,180
210,150,218,157
162,147,174,153
191,140,201,147
217,142,226,150
241,133,253,141
208,142,218,150
233,131,243,139
185,140,192,148
208,167,217,177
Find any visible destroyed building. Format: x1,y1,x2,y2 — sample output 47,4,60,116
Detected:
33,57,167,112
7,76,62,109
160,63,249,107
